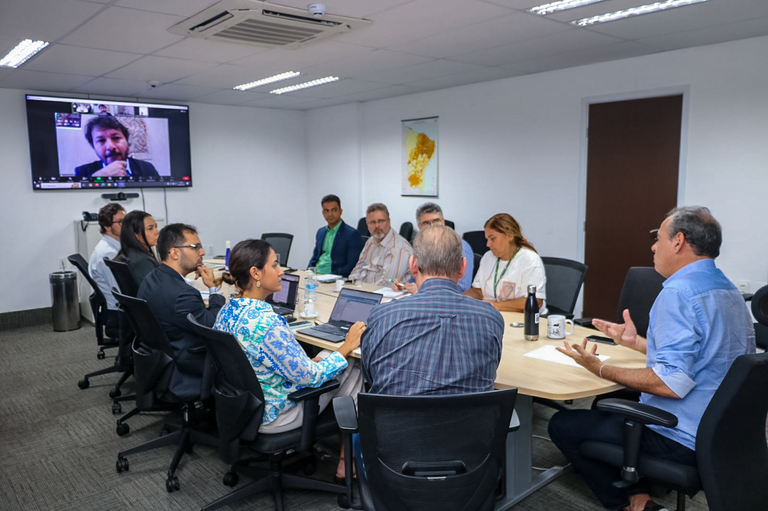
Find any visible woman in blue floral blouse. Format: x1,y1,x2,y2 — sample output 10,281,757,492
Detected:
215,239,364,480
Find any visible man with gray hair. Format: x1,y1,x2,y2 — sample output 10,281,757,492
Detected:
362,225,504,396
549,206,755,511
392,202,474,293
348,202,413,285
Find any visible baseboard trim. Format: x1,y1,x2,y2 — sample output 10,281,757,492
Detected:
0,307,53,331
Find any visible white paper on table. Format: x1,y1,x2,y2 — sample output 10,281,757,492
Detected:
523,344,610,368
353,347,361,356
373,287,406,298
316,274,342,283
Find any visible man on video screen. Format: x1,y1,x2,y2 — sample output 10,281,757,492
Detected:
74,116,160,178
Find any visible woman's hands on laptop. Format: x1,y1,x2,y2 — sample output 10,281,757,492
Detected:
337,322,366,358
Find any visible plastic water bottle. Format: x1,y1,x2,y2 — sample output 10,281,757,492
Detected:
305,267,317,315
524,285,539,341
224,241,231,271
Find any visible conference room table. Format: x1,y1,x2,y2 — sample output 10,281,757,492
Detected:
200,264,646,508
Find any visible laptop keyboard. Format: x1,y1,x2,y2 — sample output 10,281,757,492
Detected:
312,323,348,335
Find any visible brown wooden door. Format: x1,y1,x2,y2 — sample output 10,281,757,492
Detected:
583,95,682,319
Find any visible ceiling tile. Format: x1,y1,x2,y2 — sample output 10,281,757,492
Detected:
0,69,92,91
137,83,221,101
279,79,390,99
193,89,271,105
228,41,371,70
105,55,217,83
60,6,184,54
0,0,104,41
69,77,152,97
504,40,657,74
153,38,267,63
636,17,768,52
174,64,286,88
114,0,216,17
304,49,434,78
407,66,523,91
23,44,141,76
271,0,415,19
359,59,489,85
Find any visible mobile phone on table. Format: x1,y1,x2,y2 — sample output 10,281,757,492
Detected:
586,335,617,345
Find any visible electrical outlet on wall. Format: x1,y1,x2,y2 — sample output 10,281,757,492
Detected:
736,280,750,294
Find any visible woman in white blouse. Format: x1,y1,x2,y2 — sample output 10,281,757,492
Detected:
463,213,546,313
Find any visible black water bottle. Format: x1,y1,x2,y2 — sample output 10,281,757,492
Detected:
524,285,539,341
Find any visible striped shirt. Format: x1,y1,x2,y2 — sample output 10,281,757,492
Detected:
362,278,504,396
348,227,413,286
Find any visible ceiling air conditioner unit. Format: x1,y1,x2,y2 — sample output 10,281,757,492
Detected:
168,0,372,49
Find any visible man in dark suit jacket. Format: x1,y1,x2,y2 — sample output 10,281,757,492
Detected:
138,223,224,400
308,194,363,277
74,115,160,179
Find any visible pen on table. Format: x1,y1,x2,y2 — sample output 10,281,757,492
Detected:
388,279,406,289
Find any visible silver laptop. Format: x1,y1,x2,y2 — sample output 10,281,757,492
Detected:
300,288,383,342
266,273,300,316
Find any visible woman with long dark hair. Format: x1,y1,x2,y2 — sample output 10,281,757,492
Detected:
116,210,159,285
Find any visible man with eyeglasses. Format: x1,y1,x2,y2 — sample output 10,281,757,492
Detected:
348,203,413,286
138,223,225,398
391,202,474,294
89,203,125,331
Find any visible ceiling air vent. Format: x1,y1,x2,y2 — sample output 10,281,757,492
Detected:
168,0,372,49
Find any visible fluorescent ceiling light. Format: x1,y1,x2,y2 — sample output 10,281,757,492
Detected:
233,71,301,91
270,76,340,95
0,39,49,68
571,0,709,26
529,0,607,16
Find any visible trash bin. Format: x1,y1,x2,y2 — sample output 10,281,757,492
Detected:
50,271,80,331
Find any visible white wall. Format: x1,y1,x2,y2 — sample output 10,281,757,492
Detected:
307,35,768,305
0,89,308,314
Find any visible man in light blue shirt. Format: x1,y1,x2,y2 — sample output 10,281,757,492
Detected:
549,206,755,511
88,203,125,331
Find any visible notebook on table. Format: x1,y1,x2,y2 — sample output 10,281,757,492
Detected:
299,288,383,342
266,273,300,316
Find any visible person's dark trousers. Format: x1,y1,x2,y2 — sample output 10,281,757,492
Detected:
104,309,119,333
548,409,697,510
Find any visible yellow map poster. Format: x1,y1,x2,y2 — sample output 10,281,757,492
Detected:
401,117,438,196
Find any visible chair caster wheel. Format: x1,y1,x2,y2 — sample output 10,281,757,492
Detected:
112,402,122,415
338,494,350,508
116,423,130,436
116,456,129,473
223,472,239,487
78,379,89,389
109,388,121,399
97,351,106,360
166,476,180,493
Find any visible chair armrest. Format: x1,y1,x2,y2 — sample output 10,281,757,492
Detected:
189,344,207,354
573,317,597,328
287,379,341,403
332,396,359,433
596,398,678,428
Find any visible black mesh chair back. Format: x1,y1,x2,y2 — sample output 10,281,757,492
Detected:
358,389,517,511
113,291,174,359
260,233,293,266
473,252,482,280
696,352,768,511
463,230,488,256
751,285,768,349
541,257,588,318
399,221,414,242
444,219,455,230
104,258,140,297
614,267,666,338
357,217,370,237
68,253,116,340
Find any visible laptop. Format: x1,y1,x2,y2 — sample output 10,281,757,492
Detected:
300,288,383,342
266,273,300,316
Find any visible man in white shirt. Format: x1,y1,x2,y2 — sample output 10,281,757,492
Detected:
88,203,125,331
349,203,413,286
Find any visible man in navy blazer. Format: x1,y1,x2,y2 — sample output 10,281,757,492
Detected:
138,223,224,400
308,194,363,277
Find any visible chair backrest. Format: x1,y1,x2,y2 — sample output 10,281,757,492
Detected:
357,217,370,237
260,233,294,266
444,219,455,230
399,221,414,242
473,252,482,280
752,284,768,326
462,230,488,256
541,257,588,317
104,258,140,297
113,291,174,357
68,253,110,339
695,353,768,511
614,267,666,338
187,314,265,460
357,388,517,511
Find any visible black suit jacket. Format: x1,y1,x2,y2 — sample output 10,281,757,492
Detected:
74,157,160,178
138,264,225,399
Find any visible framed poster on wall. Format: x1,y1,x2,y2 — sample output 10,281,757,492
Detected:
401,116,438,196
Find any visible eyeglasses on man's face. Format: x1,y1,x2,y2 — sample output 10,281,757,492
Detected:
175,243,204,251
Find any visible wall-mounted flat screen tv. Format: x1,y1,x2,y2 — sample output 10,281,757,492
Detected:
26,94,192,190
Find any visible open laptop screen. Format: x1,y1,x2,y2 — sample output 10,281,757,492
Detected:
267,273,300,307
329,288,382,323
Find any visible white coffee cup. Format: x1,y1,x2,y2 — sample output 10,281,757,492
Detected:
547,315,574,339
334,279,344,292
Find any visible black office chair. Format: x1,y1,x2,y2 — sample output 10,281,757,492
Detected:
472,252,482,281
113,292,217,492
357,217,369,237
541,257,588,319
104,258,140,297
186,314,345,511
576,267,666,338
399,221,414,242
261,233,294,266
580,352,768,511
462,230,488,256
334,388,518,511
444,219,455,230
67,254,119,359
751,284,768,350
